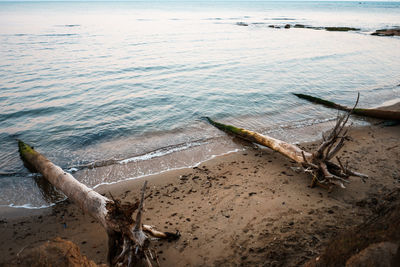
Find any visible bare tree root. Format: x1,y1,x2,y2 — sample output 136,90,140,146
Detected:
206,94,368,190
18,141,180,266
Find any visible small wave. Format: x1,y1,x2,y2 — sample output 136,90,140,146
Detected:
119,140,208,164
41,34,79,37
93,148,242,189
3,202,57,210
206,17,222,20
274,117,337,131
268,18,296,21
0,106,67,122
20,77,42,83
128,42,147,47
67,159,119,171
0,172,34,177
65,139,209,171
67,167,78,173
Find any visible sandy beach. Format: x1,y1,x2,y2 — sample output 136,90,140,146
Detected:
1,111,399,266
1,1,400,265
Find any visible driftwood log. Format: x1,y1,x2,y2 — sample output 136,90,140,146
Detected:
18,140,179,266
293,93,400,121
206,105,367,190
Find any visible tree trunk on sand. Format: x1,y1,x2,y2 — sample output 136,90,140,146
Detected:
206,114,367,190
293,93,400,121
18,140,179,266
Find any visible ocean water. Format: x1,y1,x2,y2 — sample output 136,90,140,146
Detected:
0,1,399,208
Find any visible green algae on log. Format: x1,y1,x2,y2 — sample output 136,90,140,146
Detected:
293,93,400,121
206,117,311,163
18,140,39,173
18,140,179,266
206,117,367,190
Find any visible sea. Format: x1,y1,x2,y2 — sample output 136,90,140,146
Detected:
0,1,399,208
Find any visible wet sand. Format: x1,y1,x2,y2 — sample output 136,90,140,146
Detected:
0,116,399,266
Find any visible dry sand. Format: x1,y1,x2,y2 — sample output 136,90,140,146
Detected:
0,116,399,266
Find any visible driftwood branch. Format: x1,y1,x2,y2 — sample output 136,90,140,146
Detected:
293,93,400,121
18,140,180,266
205,98,368,190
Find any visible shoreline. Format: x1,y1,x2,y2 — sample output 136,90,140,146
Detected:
1,94,399,208
1,101,398,213
0,113,372,209
1,115,399,265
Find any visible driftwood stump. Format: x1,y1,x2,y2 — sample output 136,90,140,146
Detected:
18,141,180,266
206,96,367,190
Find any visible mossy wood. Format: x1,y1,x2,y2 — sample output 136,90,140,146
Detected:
206,116,367,190
18,140,179,267
293,93,400,120
206,117,312,163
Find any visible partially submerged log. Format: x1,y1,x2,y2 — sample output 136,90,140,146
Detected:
18,140,180,266
206,117,312,163
293,93,400,121
206,109,367,190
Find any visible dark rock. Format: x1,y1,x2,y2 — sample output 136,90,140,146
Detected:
294,24,305,28
236,22,248,27
325,27,360,32
284,24,291,29
306,26,324,30
371,28,400,36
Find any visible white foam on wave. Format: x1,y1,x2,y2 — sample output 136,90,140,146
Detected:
118,140,208,164
275,117,336,130
93,148,243,189
1,195,68,210
67,167,78,173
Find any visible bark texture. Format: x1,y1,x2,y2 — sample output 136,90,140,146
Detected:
293,93,400,121
206,114,367,190
18,140,179,266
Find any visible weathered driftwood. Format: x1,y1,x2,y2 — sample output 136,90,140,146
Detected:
206,107,368,190
18,140,179,266
293,93,400,121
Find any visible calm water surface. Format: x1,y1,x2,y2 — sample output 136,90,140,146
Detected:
0,1,399,208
